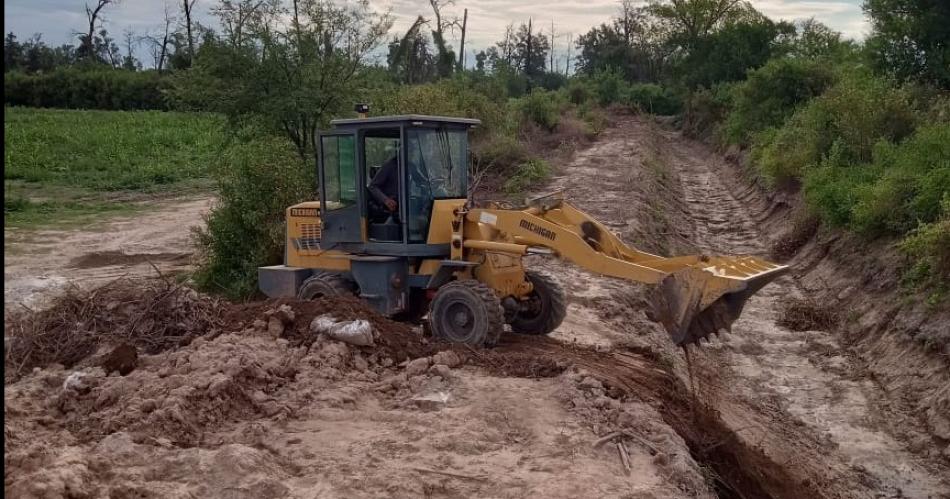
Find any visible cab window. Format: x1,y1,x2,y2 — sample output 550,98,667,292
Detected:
321,135,356,210
406,127,468,242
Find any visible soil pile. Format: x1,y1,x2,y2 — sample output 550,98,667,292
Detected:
4,278,225,382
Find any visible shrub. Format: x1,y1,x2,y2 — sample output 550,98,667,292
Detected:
622,84,682,115
503,159,551,194
849,124,950,235
681,84,735,139
566,79,593,105
193,137,312,299
900,196,950,288
721,57,835,145
473,134,531,173
752,71,918,187
578,104,609,135
516,90,563,132
4,68,168,110
591,68,626,106
374,78,511,136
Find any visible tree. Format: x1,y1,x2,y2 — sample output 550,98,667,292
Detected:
388,16,437,84
145,2,176,71
513,19,550,78
428,0,457,78
78,0,119,61
864,0,950,88
182,0,199,65
574,8,674,82
787,18,845,59
121,27,140,70
647,0,751,49
5,33,23,71
172,0,393,158
675,14,793,88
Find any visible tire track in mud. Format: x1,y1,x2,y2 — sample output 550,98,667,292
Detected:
516,116,949,499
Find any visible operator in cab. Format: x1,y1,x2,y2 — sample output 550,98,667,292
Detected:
368,154,399,217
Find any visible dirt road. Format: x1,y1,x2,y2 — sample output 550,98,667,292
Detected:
4,196,212,311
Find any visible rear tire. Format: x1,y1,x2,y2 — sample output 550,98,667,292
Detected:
429,280,504,347
297,272,356,300
510,270,566,335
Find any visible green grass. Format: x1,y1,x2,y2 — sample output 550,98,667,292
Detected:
4,107,226,227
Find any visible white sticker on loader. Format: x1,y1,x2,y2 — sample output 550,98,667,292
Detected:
479,212,498,226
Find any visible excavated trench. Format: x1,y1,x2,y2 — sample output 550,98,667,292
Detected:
501,115,950,498
482,336,793,499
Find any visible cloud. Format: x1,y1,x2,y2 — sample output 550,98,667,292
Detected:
4,0,870,65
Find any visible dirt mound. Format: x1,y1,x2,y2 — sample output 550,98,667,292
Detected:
225,296,433,362
5,278,224,382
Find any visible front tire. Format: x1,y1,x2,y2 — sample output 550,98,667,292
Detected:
510,270,566,335
297,272,356,300
429,280,504,346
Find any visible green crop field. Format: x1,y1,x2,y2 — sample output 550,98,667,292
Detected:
4,107,226,227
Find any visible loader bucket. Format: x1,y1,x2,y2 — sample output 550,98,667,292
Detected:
650,257,788,346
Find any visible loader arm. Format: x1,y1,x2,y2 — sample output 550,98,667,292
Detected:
464,198,787,345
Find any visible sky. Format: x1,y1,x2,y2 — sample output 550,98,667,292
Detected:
4,0,869,68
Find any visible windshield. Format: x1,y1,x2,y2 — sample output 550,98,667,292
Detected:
406,127,468,242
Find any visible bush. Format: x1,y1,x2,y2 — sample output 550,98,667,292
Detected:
850,124,950,235
753,71,918,187
578,104,609,135
193,138,312,299
622,84,682,115
803,123,949,236
4,68,168,110
721,57,835,145
681,84,735,138
473,134,531,173
565,79,593,105
374,78,513,137
591,68,626,106
900,196,950,288
516,90,564,132
503,159,551,194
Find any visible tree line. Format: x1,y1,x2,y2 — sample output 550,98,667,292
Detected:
4,0,947,112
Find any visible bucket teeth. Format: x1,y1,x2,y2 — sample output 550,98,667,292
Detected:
650,261,787,347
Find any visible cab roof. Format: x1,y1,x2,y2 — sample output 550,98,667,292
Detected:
329,114,481,128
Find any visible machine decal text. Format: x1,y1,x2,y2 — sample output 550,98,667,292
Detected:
519,219,556,241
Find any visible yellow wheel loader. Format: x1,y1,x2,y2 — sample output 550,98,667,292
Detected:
259,113,787,346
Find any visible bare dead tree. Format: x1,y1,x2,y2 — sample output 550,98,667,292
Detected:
145,2,175,71
80,0,118,59
456,8,467,71
565,32,572,76
549,19,556,74
122,27,138,69
213,0,268,47
182,0,198,60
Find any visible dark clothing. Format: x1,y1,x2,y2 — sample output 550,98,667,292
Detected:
368,156,399,208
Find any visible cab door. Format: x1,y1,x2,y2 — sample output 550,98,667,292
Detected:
318,132,363,245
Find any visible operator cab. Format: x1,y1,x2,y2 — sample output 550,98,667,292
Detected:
318,113,480,252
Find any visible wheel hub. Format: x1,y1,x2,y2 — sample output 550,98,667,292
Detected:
444,301,475,338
